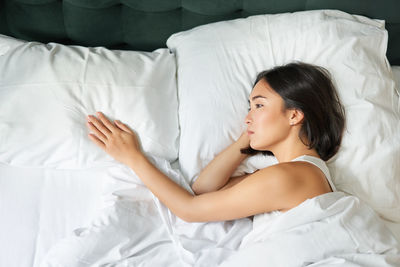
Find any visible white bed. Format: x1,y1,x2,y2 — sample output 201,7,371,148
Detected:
1,9,400,267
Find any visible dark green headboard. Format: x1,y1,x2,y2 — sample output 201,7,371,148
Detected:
1,0,399,65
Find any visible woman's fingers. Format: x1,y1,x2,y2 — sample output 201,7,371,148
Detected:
96,112,117,132
87,114,112,138
86,112,135,147
115,120,134,133
85,113,142,165
87,121,108,142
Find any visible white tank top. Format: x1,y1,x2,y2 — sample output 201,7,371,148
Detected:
251,155,336,231
292,155,336,192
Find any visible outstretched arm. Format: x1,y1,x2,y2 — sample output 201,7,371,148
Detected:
86,112,296,222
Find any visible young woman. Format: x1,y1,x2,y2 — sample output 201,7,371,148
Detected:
86,62,345,223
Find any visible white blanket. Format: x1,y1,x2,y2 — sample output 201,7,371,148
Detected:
40,156,252,267
220,192,400,267
40,157,400,266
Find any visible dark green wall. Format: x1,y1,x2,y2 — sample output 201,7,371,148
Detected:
0,0,399,64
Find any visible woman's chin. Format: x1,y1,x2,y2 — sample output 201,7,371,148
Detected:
250,142,268,152
250,143,261,151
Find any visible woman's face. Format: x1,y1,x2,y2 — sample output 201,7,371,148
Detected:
245,79,292,151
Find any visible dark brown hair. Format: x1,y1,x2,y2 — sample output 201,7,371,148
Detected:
241,62,345,161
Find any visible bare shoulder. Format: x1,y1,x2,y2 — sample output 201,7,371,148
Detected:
254,161,332,211
188,159,333,221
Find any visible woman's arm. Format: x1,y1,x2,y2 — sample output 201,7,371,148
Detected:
86,112,299,222
220,172,254,190
128,154,299,222
192,133,251,195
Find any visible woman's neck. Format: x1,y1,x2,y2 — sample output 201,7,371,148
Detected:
269,138,320,163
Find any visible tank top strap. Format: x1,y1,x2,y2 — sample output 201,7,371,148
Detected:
291,155,336,192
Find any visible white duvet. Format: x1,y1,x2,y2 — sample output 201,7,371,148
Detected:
40,156,252,267
221,192,400,267
39,156,400,267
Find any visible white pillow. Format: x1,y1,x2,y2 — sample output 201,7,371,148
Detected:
167,10,400,222
392,66,400,93
0,34,179,168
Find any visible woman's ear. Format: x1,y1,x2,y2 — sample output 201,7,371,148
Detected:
288,109,304,126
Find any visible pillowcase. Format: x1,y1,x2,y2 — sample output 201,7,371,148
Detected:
392,66,400,92
0,34,179,168
167,10,400,222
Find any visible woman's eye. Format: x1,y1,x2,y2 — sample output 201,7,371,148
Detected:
248,104,263,111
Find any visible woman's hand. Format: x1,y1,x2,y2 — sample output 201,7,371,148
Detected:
86,111,142,166
236,130,251,149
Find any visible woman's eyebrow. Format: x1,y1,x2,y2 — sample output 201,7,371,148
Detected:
248,95,267,103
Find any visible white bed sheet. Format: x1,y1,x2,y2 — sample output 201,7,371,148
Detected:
1,67,399,266
0,158,250,267
38,156,252,267
0,163,113,267
0,161,159,267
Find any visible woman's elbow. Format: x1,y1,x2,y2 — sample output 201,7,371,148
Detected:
180,214,196,223
191,182,215,195
191,182,204,195
175,197,204,223
177,208,199,223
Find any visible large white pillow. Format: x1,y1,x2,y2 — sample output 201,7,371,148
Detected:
167,10,400,222
0,34,179,168
392,66,400,91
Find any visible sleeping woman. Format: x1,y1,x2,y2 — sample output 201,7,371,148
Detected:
86,62,344,222
85,62,400,265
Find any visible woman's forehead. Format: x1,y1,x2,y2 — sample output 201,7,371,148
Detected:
250,79,275,99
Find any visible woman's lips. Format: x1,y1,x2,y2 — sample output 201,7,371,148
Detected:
247,131,254,135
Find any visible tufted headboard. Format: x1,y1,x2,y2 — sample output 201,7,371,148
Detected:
0,0,399,65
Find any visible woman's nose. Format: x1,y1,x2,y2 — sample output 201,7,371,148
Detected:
245,112,252,125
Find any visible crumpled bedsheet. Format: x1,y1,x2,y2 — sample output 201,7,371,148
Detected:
220,192,400,267
40,156,400,267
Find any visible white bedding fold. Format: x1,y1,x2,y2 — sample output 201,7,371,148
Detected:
40,156,252,267
220,192,400,267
